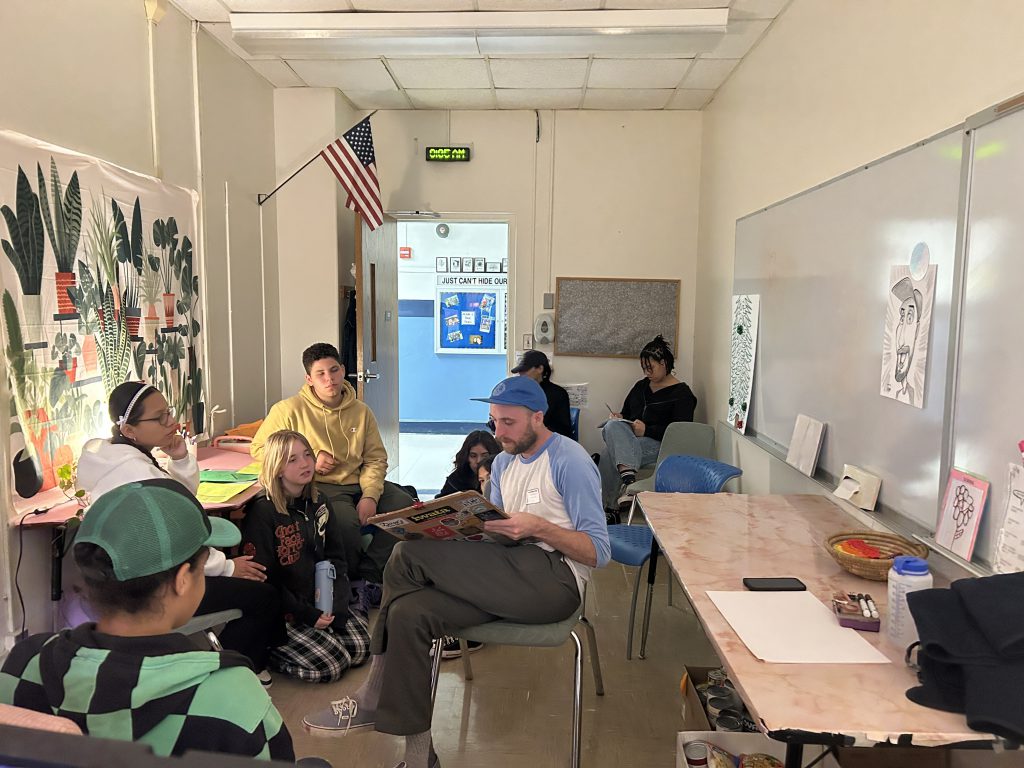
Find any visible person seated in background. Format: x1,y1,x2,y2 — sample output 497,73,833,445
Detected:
251,343,414,600
511,350,574,438
76,381,284,685
599,335,697,511
301,377,610,768
477,455,494,499
243,431,371,684
438,430,500,497
0,479,294,761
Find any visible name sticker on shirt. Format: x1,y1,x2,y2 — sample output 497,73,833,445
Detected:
526,488,541,505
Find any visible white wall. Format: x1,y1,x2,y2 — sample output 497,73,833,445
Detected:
0,0,277,636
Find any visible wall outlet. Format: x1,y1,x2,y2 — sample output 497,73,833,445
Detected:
523,334,534,349
543,292,554,310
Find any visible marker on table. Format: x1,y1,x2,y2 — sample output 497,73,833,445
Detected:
865,594,880,619
857,593,871,618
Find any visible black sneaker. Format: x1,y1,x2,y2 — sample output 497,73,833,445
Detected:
441,638,484,659
605,509,622,526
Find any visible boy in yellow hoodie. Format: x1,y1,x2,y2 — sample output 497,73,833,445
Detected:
251,343,413,586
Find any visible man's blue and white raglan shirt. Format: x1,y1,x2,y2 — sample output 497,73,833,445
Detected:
489,433,611,592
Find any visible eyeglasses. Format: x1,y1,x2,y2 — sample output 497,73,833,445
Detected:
135,407,177,427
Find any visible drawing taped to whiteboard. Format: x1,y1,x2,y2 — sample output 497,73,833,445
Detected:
880,259,936,409
936,468,989,561
728,294,760,432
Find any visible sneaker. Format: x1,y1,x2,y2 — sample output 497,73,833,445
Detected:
441,638,483,659
302,696,376,733
257,669,273,688
358,581,383,610
605,509,622,526
619,470,636,487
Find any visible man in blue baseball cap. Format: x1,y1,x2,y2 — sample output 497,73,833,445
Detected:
304,377,610,768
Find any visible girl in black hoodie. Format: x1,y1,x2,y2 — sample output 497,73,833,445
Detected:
242,430,370,683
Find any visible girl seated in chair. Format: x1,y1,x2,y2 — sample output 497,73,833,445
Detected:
243,430,371,683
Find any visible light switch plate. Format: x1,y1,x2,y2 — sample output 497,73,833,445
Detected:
543,293,554,310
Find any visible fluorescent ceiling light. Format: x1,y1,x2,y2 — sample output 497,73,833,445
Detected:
230,9,728,57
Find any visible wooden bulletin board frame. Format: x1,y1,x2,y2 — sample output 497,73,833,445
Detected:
554,276,681,358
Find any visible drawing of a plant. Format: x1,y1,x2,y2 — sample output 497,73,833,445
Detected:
729,295,756,430
1,166,45,296
38,158,82,274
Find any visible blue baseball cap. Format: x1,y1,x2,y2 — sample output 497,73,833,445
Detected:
472,376,548,413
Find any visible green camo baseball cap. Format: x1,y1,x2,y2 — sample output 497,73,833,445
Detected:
77,478,240,581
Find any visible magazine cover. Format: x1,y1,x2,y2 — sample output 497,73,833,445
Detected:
368,490,518,545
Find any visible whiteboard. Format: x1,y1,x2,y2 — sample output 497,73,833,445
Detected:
952,106,1024,565
734,130,964,529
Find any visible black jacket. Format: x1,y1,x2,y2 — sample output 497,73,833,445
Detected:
541,379,574,438
439,466,480,497
242,493,352,628
620,379,697,441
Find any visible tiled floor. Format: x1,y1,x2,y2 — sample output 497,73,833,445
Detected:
394,432,466,499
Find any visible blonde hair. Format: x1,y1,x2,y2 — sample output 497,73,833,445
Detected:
259,430,318,515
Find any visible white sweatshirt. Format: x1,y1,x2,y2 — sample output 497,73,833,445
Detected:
76,439,234,577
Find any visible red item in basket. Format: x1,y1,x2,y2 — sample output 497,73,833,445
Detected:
837,538,882,558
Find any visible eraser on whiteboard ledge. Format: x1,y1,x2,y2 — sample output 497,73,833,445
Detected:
834,464,881,511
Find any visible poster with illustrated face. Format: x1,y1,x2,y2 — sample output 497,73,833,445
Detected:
880,262,936,409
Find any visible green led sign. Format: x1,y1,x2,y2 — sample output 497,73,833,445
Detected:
425,146,471,162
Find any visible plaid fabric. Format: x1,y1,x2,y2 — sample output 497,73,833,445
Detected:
0,625,293,761
270,613,370,684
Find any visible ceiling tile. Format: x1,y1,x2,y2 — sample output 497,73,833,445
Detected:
604,0,728,8
479,0,598,8
679,58,738,89
407,89,497,109
351,0,473,9
287,59,397,90
582,89,673,110
730,0,789,20
495,89,583,109
666,89,714,110
342,90,413,109
202,22,277,59
387,58,490,89
489,58,588,89
588,58,692,89
222,0,353,9
703,19,771,58
247,60,306,87
170,0,230,22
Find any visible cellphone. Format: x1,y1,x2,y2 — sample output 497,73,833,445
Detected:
742,577,807,591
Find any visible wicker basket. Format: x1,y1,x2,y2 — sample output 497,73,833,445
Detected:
826,531,929,581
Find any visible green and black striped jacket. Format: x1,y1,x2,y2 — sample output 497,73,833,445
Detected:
0,624,293,761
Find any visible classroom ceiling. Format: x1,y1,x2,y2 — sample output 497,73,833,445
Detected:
169,1,788,110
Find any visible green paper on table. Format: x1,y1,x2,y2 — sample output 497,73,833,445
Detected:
200,470,259,483
196,480,257,504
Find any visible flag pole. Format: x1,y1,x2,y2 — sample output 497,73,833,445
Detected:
258,110,378,207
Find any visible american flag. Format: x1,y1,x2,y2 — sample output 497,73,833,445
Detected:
320,117,383,231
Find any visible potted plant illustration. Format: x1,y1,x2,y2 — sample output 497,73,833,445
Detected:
1,166,45,342
38,158,82,315
140,241,162,342
84,198,119,325
176,234,205,433
113,198,144,337
67,259,101,375
97,284,132,396
50,331,81,384
154,217,182,329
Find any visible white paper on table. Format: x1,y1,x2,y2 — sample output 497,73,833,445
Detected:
834,477,860,501
995,463,1024,574
706,591,890,664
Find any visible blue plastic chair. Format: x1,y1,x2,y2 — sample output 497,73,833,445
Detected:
607,455,742,659
569,407,580,441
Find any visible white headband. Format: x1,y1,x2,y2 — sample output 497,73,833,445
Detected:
117,384,155,427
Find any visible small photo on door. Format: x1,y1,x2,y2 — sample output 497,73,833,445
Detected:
450,257,462,272
436,257,448,272
464,259,475,273
474,257,486,272
486,261,500,273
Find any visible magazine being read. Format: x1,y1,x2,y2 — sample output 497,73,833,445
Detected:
368,490,522,546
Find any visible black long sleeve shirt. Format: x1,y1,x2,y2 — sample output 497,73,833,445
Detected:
621,379,697,442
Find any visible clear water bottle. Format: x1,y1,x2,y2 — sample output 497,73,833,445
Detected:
314,560,336,614
886,555,932,649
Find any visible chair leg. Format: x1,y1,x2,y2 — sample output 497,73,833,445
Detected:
578,614,604,696
625,562,646,661
668,572,673,607
638,580,655,660
429,638,443,710
569,630,583,768
459,638,474,681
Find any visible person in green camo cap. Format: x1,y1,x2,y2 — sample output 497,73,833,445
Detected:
0,478,294,761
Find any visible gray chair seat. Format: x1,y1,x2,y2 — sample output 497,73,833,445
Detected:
173,609,242,649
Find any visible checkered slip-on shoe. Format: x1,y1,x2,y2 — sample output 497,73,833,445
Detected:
302,696,375,733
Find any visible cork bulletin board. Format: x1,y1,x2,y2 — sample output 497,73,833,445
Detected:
554,277,680,358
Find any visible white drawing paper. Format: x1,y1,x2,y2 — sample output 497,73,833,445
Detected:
880,263,936,409
786,414,825,477
563,383,589,409
728,294,760,432
995,463,1024,574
